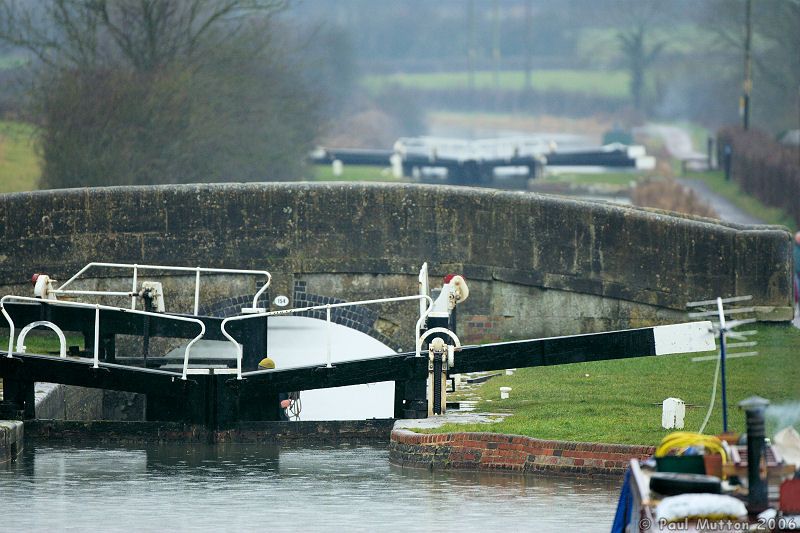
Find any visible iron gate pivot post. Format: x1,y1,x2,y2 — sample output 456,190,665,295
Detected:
0,377,35,419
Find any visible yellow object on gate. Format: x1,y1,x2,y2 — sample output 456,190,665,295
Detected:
258,357,276,369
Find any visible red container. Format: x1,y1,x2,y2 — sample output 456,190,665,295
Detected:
780,478,800,514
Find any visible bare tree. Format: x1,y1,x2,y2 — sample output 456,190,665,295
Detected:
0,0,285,70
0,0,326,189
611,0,665,113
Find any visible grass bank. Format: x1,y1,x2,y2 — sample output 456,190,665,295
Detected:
362,69,629,98
0,331,85,355
430,323,799,445
0,120,40,193
684,170,795,228
0,332,84,399
311,164,400,182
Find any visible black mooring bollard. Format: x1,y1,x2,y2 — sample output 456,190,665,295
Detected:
739,395,770,516
707,136,714,170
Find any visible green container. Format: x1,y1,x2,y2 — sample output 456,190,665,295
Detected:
656,455,706,474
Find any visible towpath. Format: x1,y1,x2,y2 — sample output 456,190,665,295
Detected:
638,124,764,225
641,123,798,327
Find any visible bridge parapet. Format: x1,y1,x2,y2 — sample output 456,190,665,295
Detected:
0,182,792,346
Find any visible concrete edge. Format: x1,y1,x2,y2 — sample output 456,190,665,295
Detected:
389,428,655,479
0,420,23,464
25,418,395,444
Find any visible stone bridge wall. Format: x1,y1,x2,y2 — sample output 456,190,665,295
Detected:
0,183,792,350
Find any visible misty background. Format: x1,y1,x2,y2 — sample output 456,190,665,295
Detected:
0,0,798,189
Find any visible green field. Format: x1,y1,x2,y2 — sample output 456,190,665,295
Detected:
0,54,28,70
311,164,401,182
0,332,85,355
362,69,629,98
0,331,84,398
429,323,800,446
0,120,40,193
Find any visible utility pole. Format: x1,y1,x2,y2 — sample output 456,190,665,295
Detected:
742,0,752,130
524,0,532,92
467,0,475,97
492,0,500,92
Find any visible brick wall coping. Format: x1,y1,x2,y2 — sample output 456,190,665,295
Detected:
389,428,655,478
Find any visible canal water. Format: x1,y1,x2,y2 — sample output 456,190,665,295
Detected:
1,442,621,532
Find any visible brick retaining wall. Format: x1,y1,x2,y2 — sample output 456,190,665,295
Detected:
389,429,655,478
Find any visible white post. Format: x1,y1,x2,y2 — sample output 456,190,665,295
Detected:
662,398,686,429
2,305,15,358
131,264,138,310
194,267,201,316
390,153,403,179
326,305,332,368
93,305,100,369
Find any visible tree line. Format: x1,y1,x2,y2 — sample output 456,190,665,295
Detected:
0,0,336,188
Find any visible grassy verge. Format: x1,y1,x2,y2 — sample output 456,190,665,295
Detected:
684,170,795,228
362,69,629,98
0,53,29,70
0,120,40,193
0,331,85,355
427,323,799,445
311,164,401,182
0,332,85,398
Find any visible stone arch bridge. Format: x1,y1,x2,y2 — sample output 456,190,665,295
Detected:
0,182,792,350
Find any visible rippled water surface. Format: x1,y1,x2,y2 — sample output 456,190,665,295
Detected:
1,443,621,532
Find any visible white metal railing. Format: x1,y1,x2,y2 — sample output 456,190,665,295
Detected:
222,294,435,380
53,262,272,316
1,295,206,380
16,321,68,357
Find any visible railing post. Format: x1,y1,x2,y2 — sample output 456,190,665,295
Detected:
326,304,332,368
131,264,138,310
93,305,100,369
2,304,15,358
194,267,201,316
717,297,729,432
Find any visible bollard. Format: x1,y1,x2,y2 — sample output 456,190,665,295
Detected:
707,136,714,170
739,395,770,516
662,398,686,429
723,144,732,181
500,387,512,400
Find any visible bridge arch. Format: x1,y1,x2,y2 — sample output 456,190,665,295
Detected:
198,286,399,350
